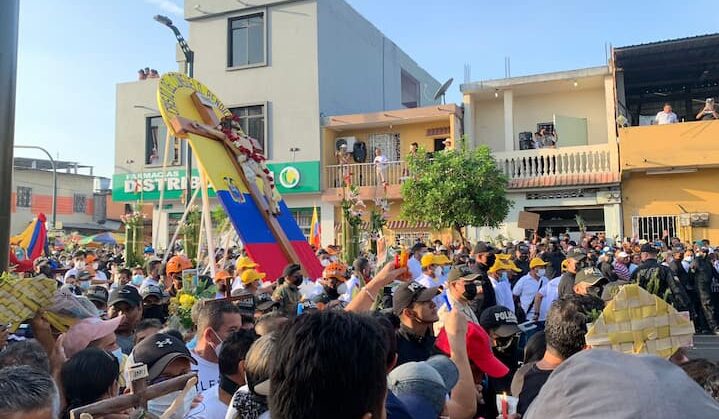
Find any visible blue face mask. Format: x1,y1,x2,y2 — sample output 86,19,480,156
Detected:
442,265,451,275
500,272,509,282
110,348,123,366
131,275,144,286
79,280,91,290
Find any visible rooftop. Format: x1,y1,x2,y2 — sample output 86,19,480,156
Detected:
13,157,95,176
324,104,460,131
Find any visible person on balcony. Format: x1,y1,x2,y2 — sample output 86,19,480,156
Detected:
696,98,719,121
539,128,557,148
373,147,389,187
655,103,678,125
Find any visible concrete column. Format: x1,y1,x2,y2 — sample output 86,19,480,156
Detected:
503,90,514,151
603,203,623,241
320,201,335,247
462,94,474,148
604,75,616,144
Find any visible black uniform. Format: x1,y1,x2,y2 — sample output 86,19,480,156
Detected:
631,258,692,313
395,325,437,366
469,262,498,319
542,249,565,280
599,260,618,282
690,255,719,332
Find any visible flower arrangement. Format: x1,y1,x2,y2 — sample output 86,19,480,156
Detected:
341,184,365,228
167,275,216,332
120,211,146,228
369,197,390,241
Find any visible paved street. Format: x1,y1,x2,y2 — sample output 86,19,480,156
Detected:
689,335,719,362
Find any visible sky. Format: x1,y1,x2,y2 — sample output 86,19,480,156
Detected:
13,0,719,178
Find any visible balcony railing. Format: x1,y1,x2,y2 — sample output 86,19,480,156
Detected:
493,144,619,187
325,161,407,189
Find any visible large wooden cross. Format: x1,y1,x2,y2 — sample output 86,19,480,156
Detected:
169,92,305,275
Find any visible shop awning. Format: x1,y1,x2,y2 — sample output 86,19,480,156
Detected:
386,220,433,230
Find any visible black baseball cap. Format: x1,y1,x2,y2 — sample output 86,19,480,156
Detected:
77,270,91,280
108,285,142,307
446,267,480,283
574,268,608,287
640,243,659,254
411,242,428,253
255,292,278,312
234,291,256,315
392,282,439,315
86,285,109,304
479,305,521,338
473,241,495,254
140,285,165,301
282,263,302,278
133,332,197,382
567,248,588,261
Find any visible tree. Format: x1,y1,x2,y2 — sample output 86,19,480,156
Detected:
400,144,512,244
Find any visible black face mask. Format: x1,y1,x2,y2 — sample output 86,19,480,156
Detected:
143,304,168,323
494,335,518,353
323,285,340,300
220,374,240,396
462,282,478,301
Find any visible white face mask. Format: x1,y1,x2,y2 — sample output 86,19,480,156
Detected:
148,386,198,419
537,269,546,277
684,256,693,263
76,261,86,269
320,259,330,267
211,329,223,358
434,266,443,278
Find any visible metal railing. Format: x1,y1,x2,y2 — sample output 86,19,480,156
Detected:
325,161,407,188
492,144,618,181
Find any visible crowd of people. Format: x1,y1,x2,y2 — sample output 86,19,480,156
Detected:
1,232,719,418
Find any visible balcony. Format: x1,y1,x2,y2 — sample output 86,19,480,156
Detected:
620,120,719,173
493,143,619,189
323,161,407,202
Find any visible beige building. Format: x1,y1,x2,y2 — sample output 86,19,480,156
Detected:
114,0,439,249
462,66,622,241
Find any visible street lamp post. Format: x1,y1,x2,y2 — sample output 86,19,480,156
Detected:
154,14,194,208
0,0,20,271
14,145,57,230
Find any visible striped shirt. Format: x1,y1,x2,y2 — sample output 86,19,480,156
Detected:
613,260,631,281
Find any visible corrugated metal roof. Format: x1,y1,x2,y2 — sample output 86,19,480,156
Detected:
615,33,719,51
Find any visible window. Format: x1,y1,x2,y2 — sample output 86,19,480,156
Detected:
146,116,182,166
289,208,317,239
73,194,87,213
230,105,266,154
228,13,265,68
368,133,400,161
401,70,419,108
632,215,678,242
16,187,31,208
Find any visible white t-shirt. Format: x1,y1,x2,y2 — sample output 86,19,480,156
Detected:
655,111,678,125
489,276,515,313
373,154,388,167
537,277,561,321
407,257,423,280
92,270,108,283
512,274,546,317
187,384,228,419
340,274,362,302
142,277,160,288
191,350,220,393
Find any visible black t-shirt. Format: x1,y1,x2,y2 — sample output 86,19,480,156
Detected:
517,364,554,415
395,325,436,366
557,271,576,298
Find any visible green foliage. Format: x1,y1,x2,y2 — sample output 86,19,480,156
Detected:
181,206,201,260
400,145,512,239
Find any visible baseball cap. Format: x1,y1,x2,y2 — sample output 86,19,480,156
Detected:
214,270,232,284
77,270,91,280
640,243,659,254
61,315,123,358
108,285,142,307
234,291,256,316
392,282,439,315
488,256,521,273
255,292,278,312
435,322,509,378
473,241,494,254
282,263,301,278
421,253,451,268
446,266,480,283
574,267,608,286
86,285,109,305
140,284,165,301
529,257,548,269
387,355,459,418
525,349,719,418
567,248,588,261
617,251,629,258
133,332,197,382
235,256,258,270
411,242,428,253
242,269,267,285
479,305,521,337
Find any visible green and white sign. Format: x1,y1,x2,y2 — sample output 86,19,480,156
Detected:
266,161,320,194
113,161,320,202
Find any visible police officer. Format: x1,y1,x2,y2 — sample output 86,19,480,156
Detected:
690,247,719,334
632,243,693,316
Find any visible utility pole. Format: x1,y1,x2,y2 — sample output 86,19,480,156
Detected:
0,1,20,270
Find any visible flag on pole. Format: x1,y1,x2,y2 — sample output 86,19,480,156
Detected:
309,205,321,248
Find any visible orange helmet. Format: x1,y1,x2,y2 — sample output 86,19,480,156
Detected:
166,255,192,275
322,262,348,281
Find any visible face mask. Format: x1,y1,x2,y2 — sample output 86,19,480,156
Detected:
211,329,224,358
131,275,144,286
462,282,477,301
500,272,509,282
143,305,168,323
80,280,91,290
110,348,124,366
684,256,693,263
147,385,198,419
323,285,340,300
442,265,451,275
92,262,99,270
537,269,546,277
435,266,443,278
321,259,330,267
76,261,86,269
